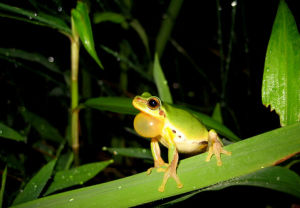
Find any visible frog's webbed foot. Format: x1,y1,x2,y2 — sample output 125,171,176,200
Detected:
146,161,168,175
147,156,168,175
158,151,183,192
158,165,183,192
206,129,231,166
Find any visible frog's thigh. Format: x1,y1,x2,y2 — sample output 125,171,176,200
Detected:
206,129,231,166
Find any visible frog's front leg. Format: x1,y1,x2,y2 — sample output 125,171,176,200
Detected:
206,129,231,166
147,137,168,175
158,128,183,192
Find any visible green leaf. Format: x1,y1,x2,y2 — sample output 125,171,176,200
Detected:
212,103,223,124
262,0,300,126
153,53,173,103
10,123,300,208
20,108,64,143
12,160,56,206
84,97,138,115
55,151,74,171
71,2,103,69
162,166,300,206
221,166,300,197
93,12,126,24
103,147,152,160
0,166,7,208
0,3,71,35
130,19,150,57
0,123,25,142
44,160,113,196
0,48,61,74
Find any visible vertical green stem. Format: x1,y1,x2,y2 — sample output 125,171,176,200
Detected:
71,18,80,166
155,0,184,58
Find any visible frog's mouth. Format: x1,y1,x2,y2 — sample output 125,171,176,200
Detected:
132,96,147,112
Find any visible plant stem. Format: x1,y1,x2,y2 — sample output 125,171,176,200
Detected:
155,0,184,59
71,17,80,166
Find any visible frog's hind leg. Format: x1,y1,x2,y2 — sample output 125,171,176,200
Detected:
206,129,231,166
158,148,183,192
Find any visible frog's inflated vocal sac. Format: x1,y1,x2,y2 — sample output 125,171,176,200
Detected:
132,92,231,192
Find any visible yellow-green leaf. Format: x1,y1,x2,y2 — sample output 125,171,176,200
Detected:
12,160,56,206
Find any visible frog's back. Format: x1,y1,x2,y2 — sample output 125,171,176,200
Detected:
163,104,208,139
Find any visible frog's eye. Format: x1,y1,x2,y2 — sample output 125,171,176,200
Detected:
147,97,160,110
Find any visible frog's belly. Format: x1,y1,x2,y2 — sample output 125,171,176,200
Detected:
174,137,208,154
159,127,208,154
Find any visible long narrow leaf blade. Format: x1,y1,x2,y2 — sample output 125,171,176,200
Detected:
0,3,71,35
262,0,300,126
11,123,300,208
103,147,152,160
0,166,7,208
93,12,126,24
153,53,173,103
84,97,138,115
0,123,25,142
12,160,56,206
71,2,103,69
161,166,300,206
20,108,64,143
44,160,113,195
0,48,61,74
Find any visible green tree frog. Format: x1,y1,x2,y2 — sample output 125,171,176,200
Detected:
132,92,231,192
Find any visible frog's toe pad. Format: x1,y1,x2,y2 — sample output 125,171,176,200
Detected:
158,186,165,192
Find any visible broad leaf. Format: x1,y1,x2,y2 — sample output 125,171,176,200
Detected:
262,0,300,126
44,160,113,195
12,160,56,206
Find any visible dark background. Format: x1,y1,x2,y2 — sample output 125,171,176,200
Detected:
1,0,300,207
